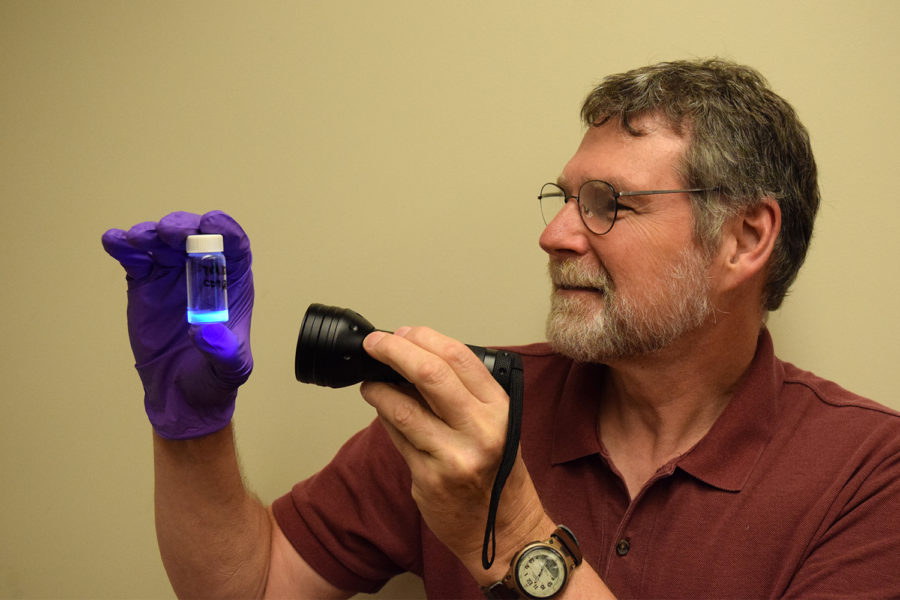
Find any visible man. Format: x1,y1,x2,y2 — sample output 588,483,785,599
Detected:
103,59,900,598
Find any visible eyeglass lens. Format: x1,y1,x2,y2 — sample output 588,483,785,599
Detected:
539,181,618,234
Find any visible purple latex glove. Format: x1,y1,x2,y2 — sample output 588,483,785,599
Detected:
102,211,254,440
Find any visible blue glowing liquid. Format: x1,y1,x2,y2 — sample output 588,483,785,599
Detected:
187,308,229,324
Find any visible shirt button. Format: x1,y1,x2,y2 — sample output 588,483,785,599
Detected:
616,538,631,557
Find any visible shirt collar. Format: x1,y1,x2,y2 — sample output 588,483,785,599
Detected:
675,329,781,491
549,329,783,492
551,360,606,464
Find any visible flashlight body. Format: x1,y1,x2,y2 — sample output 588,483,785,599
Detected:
295,304,515,392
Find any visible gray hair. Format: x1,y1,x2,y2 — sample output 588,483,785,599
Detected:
581,58,820,311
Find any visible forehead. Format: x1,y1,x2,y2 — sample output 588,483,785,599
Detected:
559,113,689,190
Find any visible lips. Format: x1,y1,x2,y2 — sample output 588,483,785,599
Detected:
549,260,611,296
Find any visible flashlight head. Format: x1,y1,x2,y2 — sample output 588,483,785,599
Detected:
295,303,401,388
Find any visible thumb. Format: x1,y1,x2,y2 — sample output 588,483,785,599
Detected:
190,323,253,386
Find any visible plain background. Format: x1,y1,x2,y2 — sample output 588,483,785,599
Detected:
2,1,898,598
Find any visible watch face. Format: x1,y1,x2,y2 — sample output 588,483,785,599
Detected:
515,545,567,598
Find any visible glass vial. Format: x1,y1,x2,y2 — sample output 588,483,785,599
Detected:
185,234,228,324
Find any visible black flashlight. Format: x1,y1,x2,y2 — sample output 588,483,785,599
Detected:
295,303,516,392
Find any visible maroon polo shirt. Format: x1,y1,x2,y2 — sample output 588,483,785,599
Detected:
273,330,900,598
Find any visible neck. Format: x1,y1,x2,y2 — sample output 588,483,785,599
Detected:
598,313,763,497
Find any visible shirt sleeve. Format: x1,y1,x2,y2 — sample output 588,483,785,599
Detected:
782,415,900,599
271,418,424,594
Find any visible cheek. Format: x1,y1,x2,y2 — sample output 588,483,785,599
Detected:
601,241,701,303
594,236,675,285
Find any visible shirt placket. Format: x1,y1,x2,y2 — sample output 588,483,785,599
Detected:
600,464,675,596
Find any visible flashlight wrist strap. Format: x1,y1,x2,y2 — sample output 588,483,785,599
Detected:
482,351,525,570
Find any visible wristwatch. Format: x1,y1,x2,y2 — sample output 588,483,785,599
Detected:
482,525,583,599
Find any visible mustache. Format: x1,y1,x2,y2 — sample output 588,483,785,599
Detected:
548,259,613,292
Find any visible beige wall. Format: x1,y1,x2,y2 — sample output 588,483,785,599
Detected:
1,1,898,597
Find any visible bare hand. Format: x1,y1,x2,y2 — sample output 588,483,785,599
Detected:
360,327,550,580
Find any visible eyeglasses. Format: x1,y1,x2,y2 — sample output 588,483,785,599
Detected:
538,180,715,235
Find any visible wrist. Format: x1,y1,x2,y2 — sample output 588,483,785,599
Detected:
482,524,584,599
464,459,554,584
467,514,558,587
146,393,236,440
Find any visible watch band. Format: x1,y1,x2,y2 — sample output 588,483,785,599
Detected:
550,525,582,566
483,581,522,600
482,525,582,599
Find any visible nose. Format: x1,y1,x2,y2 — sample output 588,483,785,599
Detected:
539,199,591,257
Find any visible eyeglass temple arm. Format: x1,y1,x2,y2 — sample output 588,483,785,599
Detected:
617,188,714,198
618,187,720,198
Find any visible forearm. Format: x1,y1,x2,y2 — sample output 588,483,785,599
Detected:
153,424,271,598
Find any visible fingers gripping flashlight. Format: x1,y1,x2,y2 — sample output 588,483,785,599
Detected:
294,303,523,570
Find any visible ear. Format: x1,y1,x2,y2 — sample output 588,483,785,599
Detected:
718,197,781,289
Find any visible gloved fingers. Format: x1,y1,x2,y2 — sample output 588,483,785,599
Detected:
190,323,253,386
157,211,203,249
123,220,186,268
199,211,252,263
105,211,250,279
101,228,153,280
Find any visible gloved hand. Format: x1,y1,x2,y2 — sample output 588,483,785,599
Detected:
102,211,254,440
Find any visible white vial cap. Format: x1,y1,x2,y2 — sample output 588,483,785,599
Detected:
186,234,224,253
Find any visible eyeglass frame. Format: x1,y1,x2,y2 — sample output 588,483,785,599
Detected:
538,180,718,235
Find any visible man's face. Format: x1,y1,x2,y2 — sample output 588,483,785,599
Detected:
539,115,716,363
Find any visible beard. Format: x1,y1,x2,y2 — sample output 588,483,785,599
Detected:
545,249,714,363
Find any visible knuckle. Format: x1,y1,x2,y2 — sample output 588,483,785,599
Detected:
411,356,450,388
365,383,420,428
441,341,473,370
390,398,419,428
405,327,472,370
480,426,506,457
445,448,498,490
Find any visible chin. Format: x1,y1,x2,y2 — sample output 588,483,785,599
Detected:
545,302,607,363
